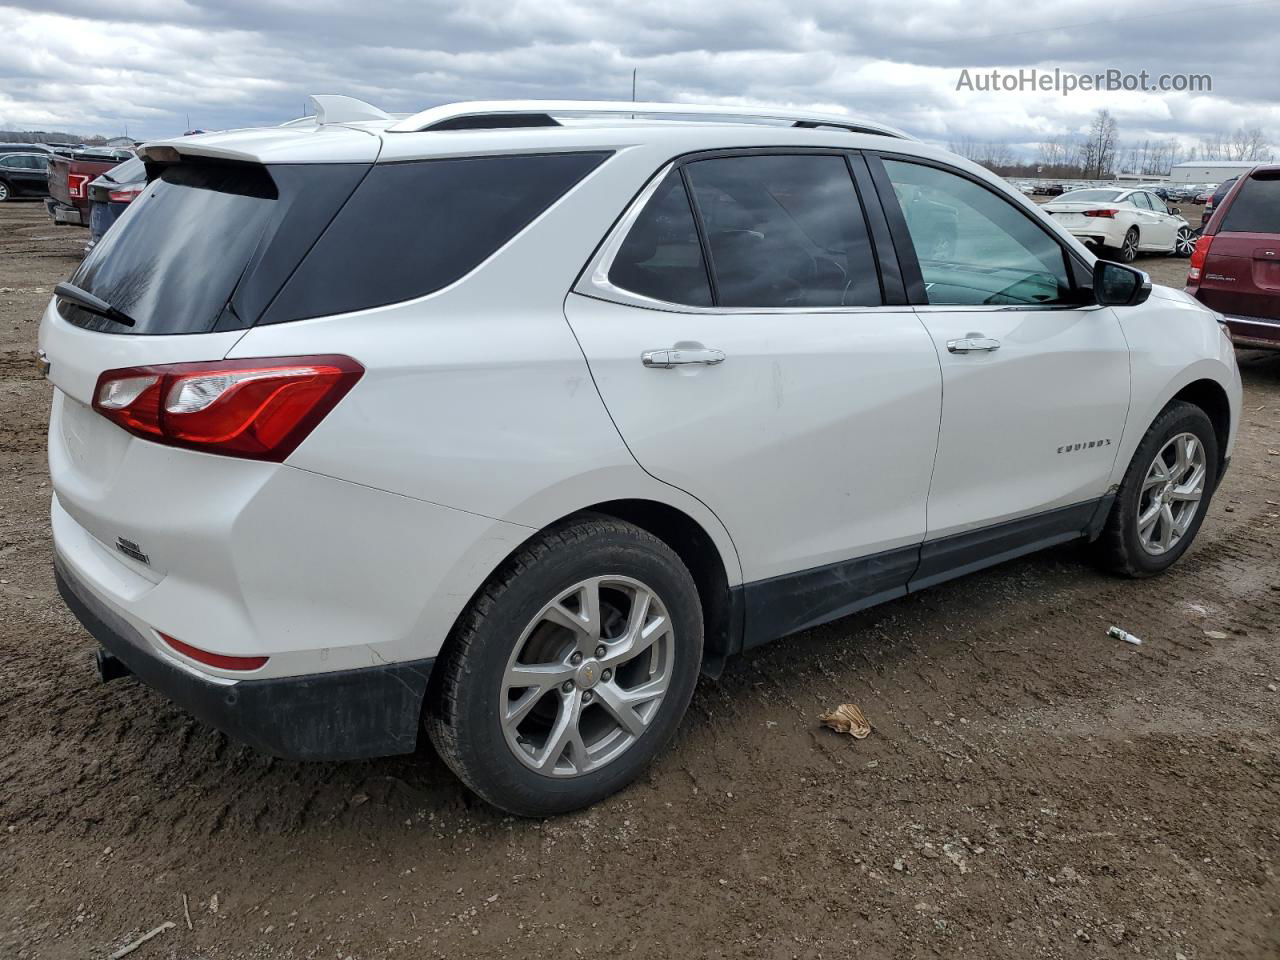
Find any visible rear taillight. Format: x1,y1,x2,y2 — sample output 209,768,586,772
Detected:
1082,208,1118,219
67,173,90,199
107,185,143,204
92,355,363,461
160,633,268,671
1187,234,1214,283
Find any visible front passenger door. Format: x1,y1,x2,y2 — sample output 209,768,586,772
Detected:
874,156,1130,551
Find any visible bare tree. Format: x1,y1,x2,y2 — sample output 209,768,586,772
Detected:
1228,126,1270,161
1086,109,1119,179
948,135,983,162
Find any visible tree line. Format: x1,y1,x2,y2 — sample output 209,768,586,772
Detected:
949,109,1273,179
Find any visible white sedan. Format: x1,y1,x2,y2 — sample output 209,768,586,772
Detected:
1043,187,1196,262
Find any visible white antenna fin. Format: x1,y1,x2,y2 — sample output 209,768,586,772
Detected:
307,95,390,125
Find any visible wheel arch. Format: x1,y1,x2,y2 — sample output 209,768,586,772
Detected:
1170,377,1232,483
432,497,742,687
571,498,739,674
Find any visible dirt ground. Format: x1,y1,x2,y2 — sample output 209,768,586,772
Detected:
1,199,1278,960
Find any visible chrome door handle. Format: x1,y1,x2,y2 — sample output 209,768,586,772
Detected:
642,347,727,368
947,337,1001,354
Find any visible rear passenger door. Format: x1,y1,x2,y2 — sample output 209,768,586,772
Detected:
1131,191,1174,250
565,151,943,642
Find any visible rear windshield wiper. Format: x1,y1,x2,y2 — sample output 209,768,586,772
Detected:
54,282,137,328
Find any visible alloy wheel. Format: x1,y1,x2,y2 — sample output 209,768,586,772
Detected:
1175,227,1195,256
500,575,675,777
1136,432,1206,555
1122,230,1138,262
0,182,9,202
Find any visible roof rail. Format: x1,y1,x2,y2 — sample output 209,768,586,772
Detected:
385,100,914,140
307,94,390,125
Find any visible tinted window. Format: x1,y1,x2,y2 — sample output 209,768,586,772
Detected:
1210,179,1237,205
1220,173,1280,233
684,154,881,308
65,163,280,334
103,156,145,184
265,152,609,323
1061,189,1121,202
883,159,1073,307
63,161,369,335
609,170,712,305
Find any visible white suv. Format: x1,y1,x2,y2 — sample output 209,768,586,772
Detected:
42,98,1241,816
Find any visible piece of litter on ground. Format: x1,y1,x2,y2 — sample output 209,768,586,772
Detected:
1203,630,1229,640
1107,626,1142,645
109,921,175,960
818,702,872,738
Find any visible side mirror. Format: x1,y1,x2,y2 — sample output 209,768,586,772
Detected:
1093,260,1151,307
1170,206,1181,216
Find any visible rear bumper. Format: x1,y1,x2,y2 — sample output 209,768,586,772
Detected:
1062,225,1122,248
56,554,434,761
44,197,85,226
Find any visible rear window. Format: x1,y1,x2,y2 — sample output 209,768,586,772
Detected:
62,163,281,334
102,156,145,184
1060,189,1122,202
261,151,610,324
1220,173,1280,233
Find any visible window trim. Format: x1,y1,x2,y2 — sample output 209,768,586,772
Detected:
574,147,913,315
867,151,1098,311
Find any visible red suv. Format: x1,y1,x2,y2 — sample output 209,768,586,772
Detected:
1187,164,1280,348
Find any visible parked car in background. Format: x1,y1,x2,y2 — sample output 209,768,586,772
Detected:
1187,165,1280,349
0,152,52,202
44,150,132,227
0,142,53,157
1044,187,1195,261
1200,178,1238,230
43,97,1240,817
85,156,146,252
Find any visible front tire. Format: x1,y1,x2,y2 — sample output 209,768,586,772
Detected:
0,181,11,203
426,516,703,817
1092,401,1218,577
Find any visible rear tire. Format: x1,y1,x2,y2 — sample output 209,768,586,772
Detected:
1109,226,1140,263
1174,225,1195,257
426,516,703,817
0,181,11,203
1092,401,1218,578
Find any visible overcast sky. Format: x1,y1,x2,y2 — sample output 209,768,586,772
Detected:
2,0,1278,155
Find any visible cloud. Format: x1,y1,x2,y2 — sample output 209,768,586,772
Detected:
0,0,1277,157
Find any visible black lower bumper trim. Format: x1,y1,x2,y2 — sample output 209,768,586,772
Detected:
55,556,434,761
